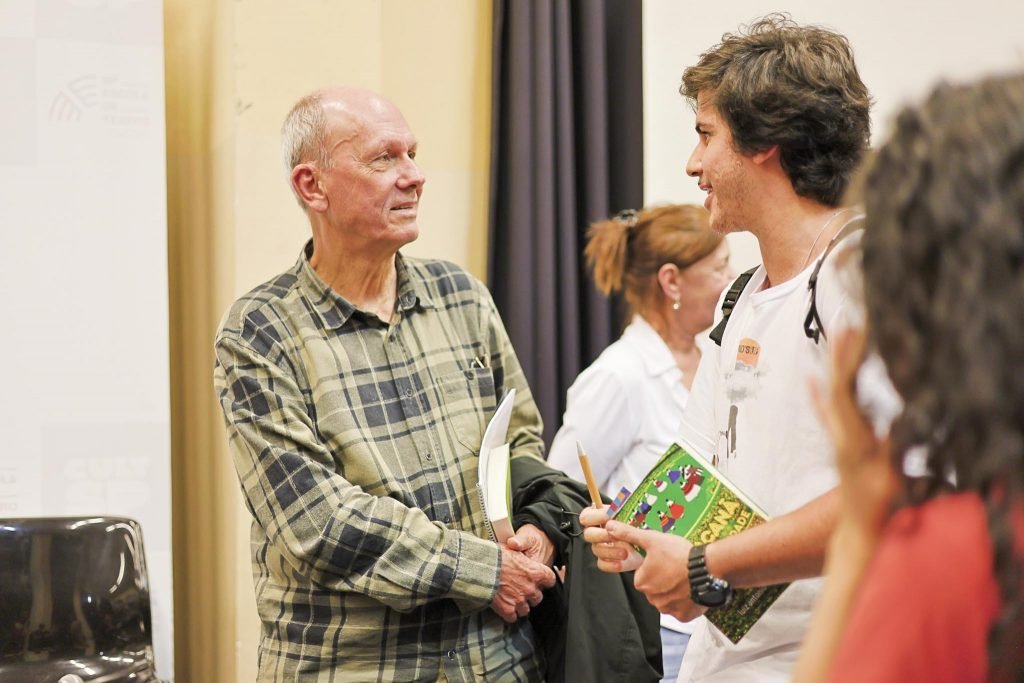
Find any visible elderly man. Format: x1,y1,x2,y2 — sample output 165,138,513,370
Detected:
214,86,563,682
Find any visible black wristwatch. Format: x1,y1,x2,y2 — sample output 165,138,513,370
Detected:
688,544,733,609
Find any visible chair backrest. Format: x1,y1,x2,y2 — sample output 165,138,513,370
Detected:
0,517,162,682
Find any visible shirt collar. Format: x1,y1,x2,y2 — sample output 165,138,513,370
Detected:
296,239,435,330
622,315,679,377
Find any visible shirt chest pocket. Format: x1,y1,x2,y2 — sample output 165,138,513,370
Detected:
434,367,496,454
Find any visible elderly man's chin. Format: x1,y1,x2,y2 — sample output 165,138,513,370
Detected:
390,220,420,247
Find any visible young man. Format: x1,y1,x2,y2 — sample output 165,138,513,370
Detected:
583,14,871,681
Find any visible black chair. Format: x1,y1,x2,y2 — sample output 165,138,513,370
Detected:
0,517,166,683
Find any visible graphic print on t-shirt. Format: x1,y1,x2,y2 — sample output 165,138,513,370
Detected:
716,337,763,466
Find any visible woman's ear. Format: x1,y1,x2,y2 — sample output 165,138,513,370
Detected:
657,263,682,304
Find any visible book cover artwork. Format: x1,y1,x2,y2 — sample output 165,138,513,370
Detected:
612,442,789,643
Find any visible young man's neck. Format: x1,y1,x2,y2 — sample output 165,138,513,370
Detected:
751,193,846,288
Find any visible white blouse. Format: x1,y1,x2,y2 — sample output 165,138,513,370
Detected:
548,315,690,498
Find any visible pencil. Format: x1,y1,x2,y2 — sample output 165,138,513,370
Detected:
576,441,604,508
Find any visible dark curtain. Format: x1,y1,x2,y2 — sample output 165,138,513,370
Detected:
488,0,644,447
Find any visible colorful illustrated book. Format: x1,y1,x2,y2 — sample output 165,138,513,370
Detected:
612,441,789,643
477,389,516,542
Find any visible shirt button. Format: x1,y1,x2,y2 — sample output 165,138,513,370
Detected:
425,452,432,460
404,388,413,398
443,515,451,524
447,650,455,659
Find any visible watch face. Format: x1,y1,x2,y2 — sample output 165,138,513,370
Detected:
701,587,729,608
696,579,732,608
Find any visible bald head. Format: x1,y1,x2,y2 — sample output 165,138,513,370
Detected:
281,86,406,180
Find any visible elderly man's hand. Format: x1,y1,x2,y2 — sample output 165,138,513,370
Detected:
504,523,556,567
490,546,556,623
605,520,707,622
580,505,644,573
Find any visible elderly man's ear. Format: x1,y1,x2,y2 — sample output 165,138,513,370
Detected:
291,164,328,212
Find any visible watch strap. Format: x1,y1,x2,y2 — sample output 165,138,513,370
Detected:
688,544,733,608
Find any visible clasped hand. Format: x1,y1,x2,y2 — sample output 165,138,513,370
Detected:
490,523,557,623
579,505,707,622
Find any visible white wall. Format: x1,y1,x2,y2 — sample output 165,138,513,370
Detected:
0,0,173,678
643,0,1024,271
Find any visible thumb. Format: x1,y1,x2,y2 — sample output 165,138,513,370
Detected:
605,520,650,548
505,530,535,552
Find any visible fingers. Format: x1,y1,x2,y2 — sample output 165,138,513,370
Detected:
590,539,632,562
505,524,537,552
579,505,610,528
582,525,614,544
596,557,628,573
533,563,556,589
604,520,649,548
492,546,556,623
832,327,867,389
495,600,518,623
505,524,557,566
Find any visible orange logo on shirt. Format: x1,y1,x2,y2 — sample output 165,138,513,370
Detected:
735,338,761,370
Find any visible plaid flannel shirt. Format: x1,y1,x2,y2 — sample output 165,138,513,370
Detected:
214,243,546,682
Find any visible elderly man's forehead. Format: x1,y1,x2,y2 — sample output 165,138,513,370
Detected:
322,93,412,141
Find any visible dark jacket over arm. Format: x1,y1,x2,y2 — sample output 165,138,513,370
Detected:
511,457,663,683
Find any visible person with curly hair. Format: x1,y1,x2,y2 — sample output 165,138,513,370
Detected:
580,14,872,681
795,72,1024,683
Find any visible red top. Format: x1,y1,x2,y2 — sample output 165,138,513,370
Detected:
828,493,1014,683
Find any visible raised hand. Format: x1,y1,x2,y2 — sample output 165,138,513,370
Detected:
810,327,897,540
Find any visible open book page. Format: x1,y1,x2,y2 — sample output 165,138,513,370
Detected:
477,389,516,542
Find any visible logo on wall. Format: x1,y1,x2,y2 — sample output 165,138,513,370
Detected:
49,75,150,128
49,76,99,121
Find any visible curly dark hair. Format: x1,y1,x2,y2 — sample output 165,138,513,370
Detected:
680,13,871,207
862,72,1024,681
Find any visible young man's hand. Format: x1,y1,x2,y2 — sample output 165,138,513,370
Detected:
579,505,644,573
605,522,708,622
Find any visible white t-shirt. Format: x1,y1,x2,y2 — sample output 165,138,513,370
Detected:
547,314,702,634
675,239,856,682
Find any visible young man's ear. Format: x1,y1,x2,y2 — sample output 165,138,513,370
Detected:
750,144,780,166
291,164,328,212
